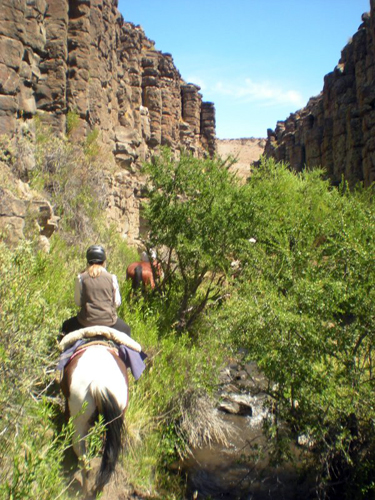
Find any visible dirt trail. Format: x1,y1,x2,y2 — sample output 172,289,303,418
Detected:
66,457,149,499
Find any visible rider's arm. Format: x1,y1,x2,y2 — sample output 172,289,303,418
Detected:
112,274,121,307
74,275,82,306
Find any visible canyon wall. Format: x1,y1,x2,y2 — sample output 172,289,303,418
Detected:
0,0,216,243
264,1,375,186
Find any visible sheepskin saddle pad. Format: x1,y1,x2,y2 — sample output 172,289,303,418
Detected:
59,325,142,353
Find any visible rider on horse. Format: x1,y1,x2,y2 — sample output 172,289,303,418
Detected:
58,246,147,494
62,245,131,336
126,249,162,291
59,244,146,380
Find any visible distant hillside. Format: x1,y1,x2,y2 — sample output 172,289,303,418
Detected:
217,138,266,179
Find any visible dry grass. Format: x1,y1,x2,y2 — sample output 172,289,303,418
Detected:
178,389,235,453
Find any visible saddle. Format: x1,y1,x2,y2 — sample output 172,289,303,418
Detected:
59,325,142,352
56,326,146,382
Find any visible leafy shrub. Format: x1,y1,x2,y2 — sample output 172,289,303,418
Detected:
0,134,15,165
0,238,81,498
142,148,250,332
214,158,375,498
66,110,80,136
84,128,100,158
31,122,109,243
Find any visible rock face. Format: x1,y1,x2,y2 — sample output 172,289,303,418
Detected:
0,0,216,243
265,2,375,186
0,162,59,248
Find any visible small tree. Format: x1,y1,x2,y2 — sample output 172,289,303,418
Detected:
142,149,250,332
215,159,375,497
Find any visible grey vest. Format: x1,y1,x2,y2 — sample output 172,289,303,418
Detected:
77,269,117,327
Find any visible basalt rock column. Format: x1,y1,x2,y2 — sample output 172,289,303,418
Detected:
159,53,182,148
264,5,375,186
181,83,202,154
35,0,68,133
0,0,52,135
201,101,216,157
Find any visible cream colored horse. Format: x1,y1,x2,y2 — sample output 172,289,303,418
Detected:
61,345,128,495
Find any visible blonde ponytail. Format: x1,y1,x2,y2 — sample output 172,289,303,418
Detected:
87,263,104,278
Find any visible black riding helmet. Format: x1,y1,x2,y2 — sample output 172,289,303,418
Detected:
86,245,106,264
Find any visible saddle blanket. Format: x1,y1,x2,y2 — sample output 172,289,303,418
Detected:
57,326,147,381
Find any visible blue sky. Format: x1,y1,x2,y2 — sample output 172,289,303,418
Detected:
117,1,370,139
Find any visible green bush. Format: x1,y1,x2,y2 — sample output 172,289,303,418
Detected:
142,148,250,332
0,238,80,498
66,111,80,136
31,120,111,244
214,158,375,498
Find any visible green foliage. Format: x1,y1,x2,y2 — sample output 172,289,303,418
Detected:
66,111,80,136
0,401,75,500
214,158,375,497
142,148,250,332
84,128,100,159
31,124,108,243
0,134,15,165
0,238,82,498
85,414,106,462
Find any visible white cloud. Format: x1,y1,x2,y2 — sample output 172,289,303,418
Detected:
186,75,206,90
213,78,305,108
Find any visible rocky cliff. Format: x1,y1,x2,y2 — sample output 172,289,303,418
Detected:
265,1,375,186
0,0,216,244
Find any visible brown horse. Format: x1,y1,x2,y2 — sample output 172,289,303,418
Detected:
60,344,128,495
126,260,161,290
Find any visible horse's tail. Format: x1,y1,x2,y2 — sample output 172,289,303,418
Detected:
133,264,143,290
90,382,124,492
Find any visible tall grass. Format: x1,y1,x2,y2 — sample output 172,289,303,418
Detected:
0,238,79,498
0,235,226,498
